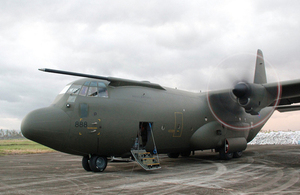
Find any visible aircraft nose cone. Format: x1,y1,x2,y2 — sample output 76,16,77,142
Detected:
21,107,70,150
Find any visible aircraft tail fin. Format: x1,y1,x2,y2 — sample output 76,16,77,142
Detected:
253,49,267,84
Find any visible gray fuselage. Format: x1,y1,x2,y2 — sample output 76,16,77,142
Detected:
21,78,271,157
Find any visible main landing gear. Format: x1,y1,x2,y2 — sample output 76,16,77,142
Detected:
82,155,108,172
219,150,243,160
218,138,244,160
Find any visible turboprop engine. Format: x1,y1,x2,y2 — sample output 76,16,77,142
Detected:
232,82,275,115
230,49,280,115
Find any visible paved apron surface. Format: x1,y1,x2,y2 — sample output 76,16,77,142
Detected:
0,145,299,194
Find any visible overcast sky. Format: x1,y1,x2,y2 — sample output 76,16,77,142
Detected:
1,0,300,131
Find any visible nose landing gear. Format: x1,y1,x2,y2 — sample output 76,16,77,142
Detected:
82,156,91,171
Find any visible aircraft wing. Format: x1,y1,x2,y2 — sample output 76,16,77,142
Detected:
276,105,300,112
263,79,300,112
39,68,165,90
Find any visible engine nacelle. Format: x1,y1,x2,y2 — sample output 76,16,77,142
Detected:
233,82,275,115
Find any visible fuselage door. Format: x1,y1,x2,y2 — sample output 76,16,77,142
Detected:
174,112,183,137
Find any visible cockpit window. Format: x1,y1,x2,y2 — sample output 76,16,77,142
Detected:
84,81,90,86
98,82,108,97
98,82,106,88
57,81,108,104
79,86,88,96
90,81,97,87
87,81,98,97
64,81,108,98
83,81,108,97
59,85,71,94
67,84,81,95
88,86,98,97
87,81,108,97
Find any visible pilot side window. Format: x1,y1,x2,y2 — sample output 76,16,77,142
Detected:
87,81,97,96
76,81,108,97
98,82,108,98
86,81,108,97
67,84,82,102
88,86,98,97
79,86,88,96
67,84,81,95
79,81,90,96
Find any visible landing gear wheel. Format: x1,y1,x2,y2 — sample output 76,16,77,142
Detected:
82,155,91,171
89,155,107,172
219,150,233,160
233,151,243,158
180,151,191,157
167,152,180,158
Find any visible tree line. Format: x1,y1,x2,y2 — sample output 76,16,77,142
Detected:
0,129,23,139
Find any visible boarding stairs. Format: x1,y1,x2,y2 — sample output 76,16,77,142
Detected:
131,149,161,170
131,123,161,170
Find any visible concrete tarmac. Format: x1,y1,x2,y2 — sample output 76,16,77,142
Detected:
0,145,299,195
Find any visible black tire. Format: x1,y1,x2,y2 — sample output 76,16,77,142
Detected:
82,156,92,171
233,151,243,158
167,152,180,158
89,156,107,172
180,151,191,157
219,150,233,160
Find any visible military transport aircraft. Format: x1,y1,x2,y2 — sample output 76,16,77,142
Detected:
21,50,300,172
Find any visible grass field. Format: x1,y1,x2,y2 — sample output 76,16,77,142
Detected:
0,139,55,155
